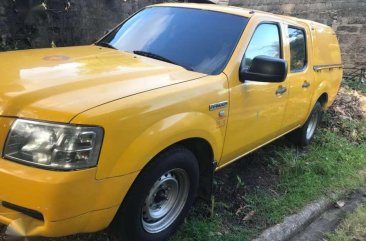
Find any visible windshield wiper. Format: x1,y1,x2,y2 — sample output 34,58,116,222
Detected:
96,42,117,50
133,50,193,71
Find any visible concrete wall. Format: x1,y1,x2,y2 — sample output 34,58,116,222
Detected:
0,0,364,69
229,0,366,69
0,0,166,50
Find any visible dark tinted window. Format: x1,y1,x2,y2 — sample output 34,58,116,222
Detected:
100,7,249,75
288,27,307,71
243,23,281,68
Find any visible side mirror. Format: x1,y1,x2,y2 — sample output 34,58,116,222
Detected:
240,56,288,83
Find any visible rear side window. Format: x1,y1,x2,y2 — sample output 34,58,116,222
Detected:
243,23,281,68
288,27,307,71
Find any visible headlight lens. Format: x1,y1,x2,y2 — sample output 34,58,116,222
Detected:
3,119,103,170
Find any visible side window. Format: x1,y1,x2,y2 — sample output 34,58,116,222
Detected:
288,27,307,71
243,23,281,68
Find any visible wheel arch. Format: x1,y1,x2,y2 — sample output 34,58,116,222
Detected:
309,79,330,115
177,138,214,175
132,137,216,201
304,91,328,123
317,92,329,109
173,138,216,200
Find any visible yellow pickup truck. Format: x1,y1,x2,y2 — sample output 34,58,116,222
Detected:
0,3,342,241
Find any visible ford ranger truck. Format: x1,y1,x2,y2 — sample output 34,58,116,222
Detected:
0,3,342,241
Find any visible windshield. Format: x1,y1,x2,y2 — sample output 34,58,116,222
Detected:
98,7,249,75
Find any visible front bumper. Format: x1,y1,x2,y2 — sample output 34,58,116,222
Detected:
0,117,138,237
0,203,118,237
0,159,138,237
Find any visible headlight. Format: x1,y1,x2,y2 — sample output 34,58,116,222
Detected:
3,119,103,170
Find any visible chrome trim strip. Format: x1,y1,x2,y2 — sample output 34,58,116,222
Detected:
313,64,343,71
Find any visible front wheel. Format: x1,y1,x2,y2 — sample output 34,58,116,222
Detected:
110,146,199,241
288,102,322,146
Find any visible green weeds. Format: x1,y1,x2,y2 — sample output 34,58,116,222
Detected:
172,118,366,241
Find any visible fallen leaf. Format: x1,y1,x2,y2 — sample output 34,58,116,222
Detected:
335,201,345,208
243,211,256,221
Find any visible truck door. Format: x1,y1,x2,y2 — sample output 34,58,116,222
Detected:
221,21,289,165
282,24,315,130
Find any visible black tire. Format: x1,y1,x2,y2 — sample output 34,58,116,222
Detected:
288,102,322,146
110,146,199,241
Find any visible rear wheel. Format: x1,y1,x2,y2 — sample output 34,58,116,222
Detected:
111,146,199,241
288,102,322,146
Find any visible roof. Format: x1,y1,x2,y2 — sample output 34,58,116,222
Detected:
150,3,331,30
150,3,255,18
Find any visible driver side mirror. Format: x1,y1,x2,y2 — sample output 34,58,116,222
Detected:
239,56,288,83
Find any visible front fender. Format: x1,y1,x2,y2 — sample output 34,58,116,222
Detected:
102,112,223,178
71,74,229,179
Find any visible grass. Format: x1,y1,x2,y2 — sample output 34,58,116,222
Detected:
343,79,366,94
171,114,366,241
326,205,366,241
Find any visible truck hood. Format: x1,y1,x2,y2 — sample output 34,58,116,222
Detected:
0,46,205,122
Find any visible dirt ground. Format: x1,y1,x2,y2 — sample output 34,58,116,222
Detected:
329,87,366,120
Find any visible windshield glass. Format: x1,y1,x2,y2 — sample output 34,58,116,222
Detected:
99,7,249,75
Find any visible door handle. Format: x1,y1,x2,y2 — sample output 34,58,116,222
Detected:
302,81,311,88
276,86,287,96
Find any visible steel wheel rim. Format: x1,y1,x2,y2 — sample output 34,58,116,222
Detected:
306,110,319,140
142,168,190,234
